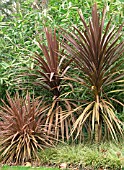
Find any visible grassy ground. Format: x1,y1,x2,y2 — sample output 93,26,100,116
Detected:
0,142,124,170
38,142,124,170
0,166,59,170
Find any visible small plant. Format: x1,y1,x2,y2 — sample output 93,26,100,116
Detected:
33,27,72,98
61,3,124,142
0,92,54,164
30,28,77,141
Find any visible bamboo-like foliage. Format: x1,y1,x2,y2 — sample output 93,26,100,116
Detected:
31,28,76,141
61,3,124,142
0,92,54,164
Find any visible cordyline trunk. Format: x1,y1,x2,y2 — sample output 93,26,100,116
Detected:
53,88,60,99
95,121,99,143
95,94,100,143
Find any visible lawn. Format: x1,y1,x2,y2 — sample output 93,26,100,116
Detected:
0,166,59,170
0,142,124,170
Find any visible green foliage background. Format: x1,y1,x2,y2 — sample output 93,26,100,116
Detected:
0,0,124,115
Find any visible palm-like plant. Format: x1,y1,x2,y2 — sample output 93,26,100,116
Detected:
61,3,124,142
34,28,69,98
30,28,77,141
0,92,53,164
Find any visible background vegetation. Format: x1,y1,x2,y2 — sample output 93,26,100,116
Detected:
0,0,124,99
0,0,124,168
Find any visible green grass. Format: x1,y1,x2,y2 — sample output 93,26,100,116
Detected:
0,143,124,169
0,166,59,170
38,142,124,170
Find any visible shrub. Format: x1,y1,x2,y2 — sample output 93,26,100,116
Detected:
0,92,54,164
28,27,79,141
61,3,124,142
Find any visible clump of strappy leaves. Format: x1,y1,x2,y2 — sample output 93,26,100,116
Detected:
30,28,78,141
62,3,124,142
0,92,54,164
